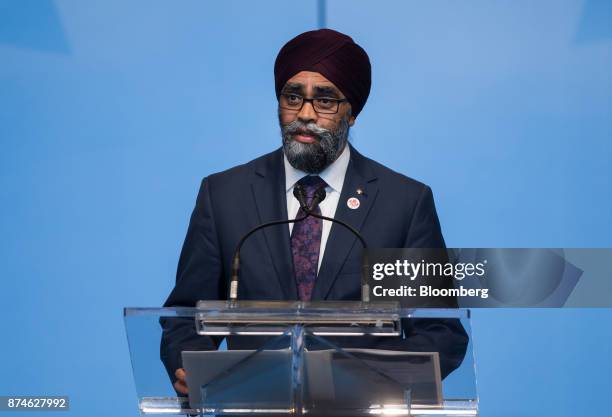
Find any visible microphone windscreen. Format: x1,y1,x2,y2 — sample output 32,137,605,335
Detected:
293,184,308,210
314,186,327,203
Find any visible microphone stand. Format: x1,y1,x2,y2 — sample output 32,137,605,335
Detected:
229,184,372,306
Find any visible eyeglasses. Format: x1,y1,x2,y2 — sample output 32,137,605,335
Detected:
279,93,348,114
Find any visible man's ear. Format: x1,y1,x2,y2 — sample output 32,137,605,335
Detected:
349,115,356,127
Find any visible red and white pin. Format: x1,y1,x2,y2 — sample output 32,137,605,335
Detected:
347,197,360,210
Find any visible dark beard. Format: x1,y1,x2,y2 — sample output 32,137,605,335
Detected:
280,118,350,174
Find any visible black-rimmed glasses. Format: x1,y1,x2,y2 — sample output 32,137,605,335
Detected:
279,93,348,114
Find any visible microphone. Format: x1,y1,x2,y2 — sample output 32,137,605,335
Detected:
228,190,312,303
293,183,326,212
310,186,326,210
293,184,309,211
298,186,372,303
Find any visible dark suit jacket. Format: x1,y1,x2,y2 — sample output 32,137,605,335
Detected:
161,144,468,385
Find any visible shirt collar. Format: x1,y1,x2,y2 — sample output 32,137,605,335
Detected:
284,143,350,193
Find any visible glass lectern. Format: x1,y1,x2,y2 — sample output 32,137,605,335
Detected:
124,301,478,416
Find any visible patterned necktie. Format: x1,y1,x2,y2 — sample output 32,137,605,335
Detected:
291,175,327,301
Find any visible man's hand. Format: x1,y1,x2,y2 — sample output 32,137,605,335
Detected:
174,368,189,395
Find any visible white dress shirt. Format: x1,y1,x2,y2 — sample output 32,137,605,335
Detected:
284,144,351,272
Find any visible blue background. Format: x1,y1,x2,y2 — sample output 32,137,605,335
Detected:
1,1,611,416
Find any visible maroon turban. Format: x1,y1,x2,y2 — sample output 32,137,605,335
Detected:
274,29,371,118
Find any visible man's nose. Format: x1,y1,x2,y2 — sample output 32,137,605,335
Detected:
297,100,317,124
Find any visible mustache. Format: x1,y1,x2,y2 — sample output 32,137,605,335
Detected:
282,120,332,141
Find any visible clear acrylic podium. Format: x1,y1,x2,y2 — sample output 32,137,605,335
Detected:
124,301,478,416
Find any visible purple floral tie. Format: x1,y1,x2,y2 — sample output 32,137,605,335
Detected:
291,175,327,301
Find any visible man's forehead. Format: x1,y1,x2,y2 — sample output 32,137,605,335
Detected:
283,71,342,93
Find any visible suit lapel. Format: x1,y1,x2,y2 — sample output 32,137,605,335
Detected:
312,146,379,300
250,149,297,300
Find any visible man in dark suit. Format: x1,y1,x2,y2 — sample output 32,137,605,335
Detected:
161,28,468,396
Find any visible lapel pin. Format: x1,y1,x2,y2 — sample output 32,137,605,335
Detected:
356,188,364,195
347,197,360,210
